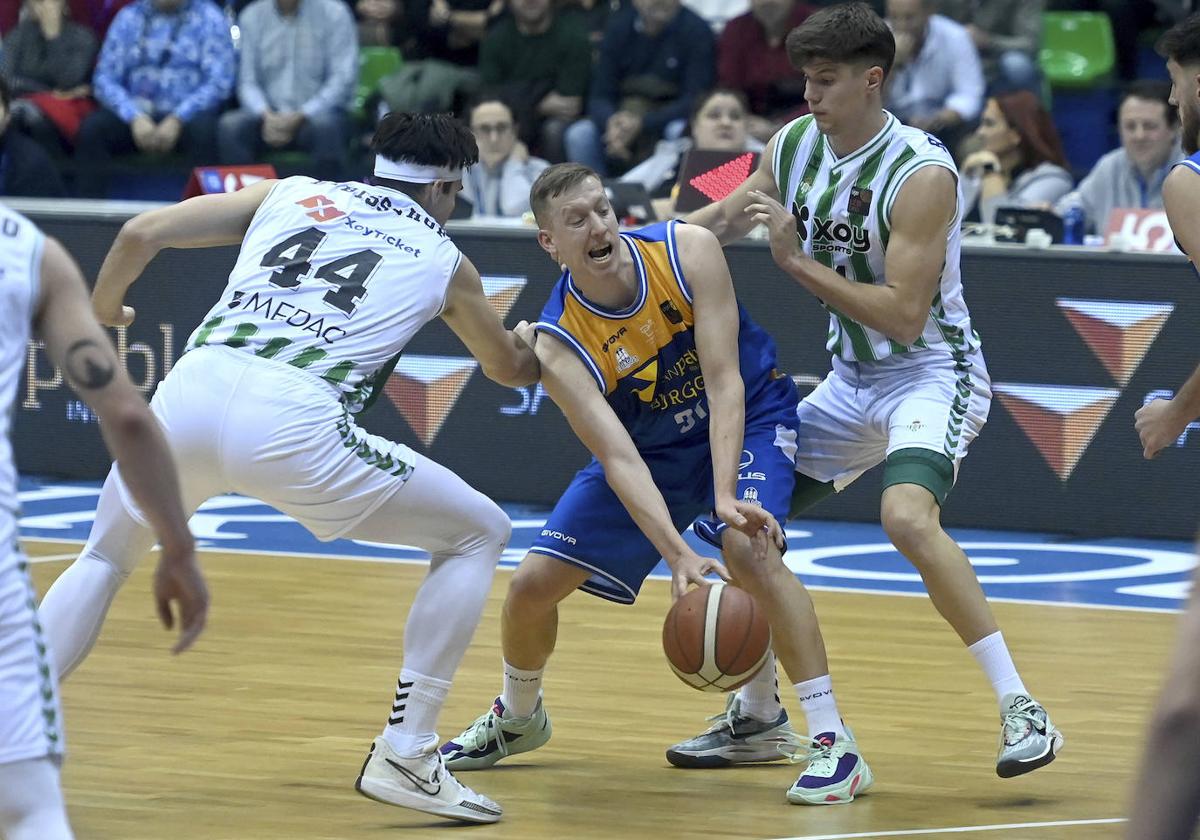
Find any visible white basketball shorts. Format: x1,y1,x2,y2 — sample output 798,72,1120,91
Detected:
793,348,992,490
0,549,63,765
112,345,420,541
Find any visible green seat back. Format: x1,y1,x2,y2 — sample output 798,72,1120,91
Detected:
1039,12,1116,87
355,47,405,117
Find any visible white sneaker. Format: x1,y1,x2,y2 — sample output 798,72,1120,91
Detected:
355,736,503,823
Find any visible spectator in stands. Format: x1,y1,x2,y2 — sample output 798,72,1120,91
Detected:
620,87,761,218
961,91,1074,224
218,0,358,181
937,0,1043,94
0,76,67,196
683,0,749,33
717,0,814,143
1056,80,1183,234
564,0,715,177
560,0,627,51
461,97,550,217
410,0,503,66
356,0,406,46
1,0,98,153
885,0,985,151
76,0,234,198
477,0,591,162
68,0,138,42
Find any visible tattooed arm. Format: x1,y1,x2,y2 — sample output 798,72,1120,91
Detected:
33,237,208,654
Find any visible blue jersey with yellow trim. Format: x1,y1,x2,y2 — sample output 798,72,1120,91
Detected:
535,220,795,454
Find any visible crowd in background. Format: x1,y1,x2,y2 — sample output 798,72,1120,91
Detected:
0,0,1193,237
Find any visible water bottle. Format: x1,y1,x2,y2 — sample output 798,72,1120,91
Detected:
1062,205,1086,245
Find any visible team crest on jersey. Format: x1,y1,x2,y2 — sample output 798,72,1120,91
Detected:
659,300,683,325
848,186,873,216
614,347,639,372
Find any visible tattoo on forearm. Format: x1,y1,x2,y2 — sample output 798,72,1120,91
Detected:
65,339,115,389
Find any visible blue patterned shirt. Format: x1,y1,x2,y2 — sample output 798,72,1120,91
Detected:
93,0,235,124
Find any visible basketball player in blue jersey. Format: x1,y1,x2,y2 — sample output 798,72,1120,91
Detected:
1128,15,1200,840
0,206,203,840
677,2,1062,781
440,162,877,805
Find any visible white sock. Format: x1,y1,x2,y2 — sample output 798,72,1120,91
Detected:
500,660,543,718
794,675,845,738
382,669,450,757
968,631,1028,710
737,650,783,722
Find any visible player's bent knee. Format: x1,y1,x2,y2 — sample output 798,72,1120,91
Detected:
880,490,941,549
472,497,512,550
720,532,782,588
507,553,586,610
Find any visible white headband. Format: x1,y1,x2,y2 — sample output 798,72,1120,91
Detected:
374,155,463,183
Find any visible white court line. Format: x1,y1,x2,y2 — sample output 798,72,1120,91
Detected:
27,553,80,563
773,817,1126,840
18,536,1187,615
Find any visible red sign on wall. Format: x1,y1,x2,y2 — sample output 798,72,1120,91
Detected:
182,165,278,199
1103,208,1181,253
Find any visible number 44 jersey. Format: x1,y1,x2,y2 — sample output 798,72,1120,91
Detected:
186,177,462,414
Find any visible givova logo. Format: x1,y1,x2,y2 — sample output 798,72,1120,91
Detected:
384,276,526,446
995,299,1174,480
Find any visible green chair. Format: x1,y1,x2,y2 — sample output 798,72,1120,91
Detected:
354,46,404,120
1039,11,1116,87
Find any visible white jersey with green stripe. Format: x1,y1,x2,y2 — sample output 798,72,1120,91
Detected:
772,111,981,364
185,176,462,414
0,205,43,561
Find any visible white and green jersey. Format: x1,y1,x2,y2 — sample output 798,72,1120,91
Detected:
0,205,43,560
186,176,462,414
773,111,980,364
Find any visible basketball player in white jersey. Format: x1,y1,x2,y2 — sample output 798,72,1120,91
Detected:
1128,14,1200,840
37,112,540,824
673,2,1063,780
0,204,203,840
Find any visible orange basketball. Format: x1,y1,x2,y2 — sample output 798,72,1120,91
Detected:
662,583,771,692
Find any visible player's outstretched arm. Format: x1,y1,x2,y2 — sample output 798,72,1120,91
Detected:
677,225,781,548
92,179,277,327
535,334,730,599
1126,564,1200,840
35,238,207,654
441,256,540,387
684,132,781,246
1134,167,1200,458
749,165,953,346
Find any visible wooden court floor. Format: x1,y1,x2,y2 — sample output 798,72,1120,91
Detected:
23,541,1176,840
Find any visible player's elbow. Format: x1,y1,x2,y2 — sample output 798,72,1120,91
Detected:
891,308,927,346
118,213,165,255
483,353,539,388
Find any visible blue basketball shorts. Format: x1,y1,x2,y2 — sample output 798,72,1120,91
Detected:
528,406,799,604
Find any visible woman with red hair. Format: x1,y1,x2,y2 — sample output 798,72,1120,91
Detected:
961,91,1074,224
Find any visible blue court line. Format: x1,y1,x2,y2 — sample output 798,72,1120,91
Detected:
16,477,1194,613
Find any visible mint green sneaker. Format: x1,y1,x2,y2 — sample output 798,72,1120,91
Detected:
783,726,873,805
439,697,551,770
996,693,1063,778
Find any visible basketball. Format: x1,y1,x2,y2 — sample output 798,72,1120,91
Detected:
662,583,771,692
